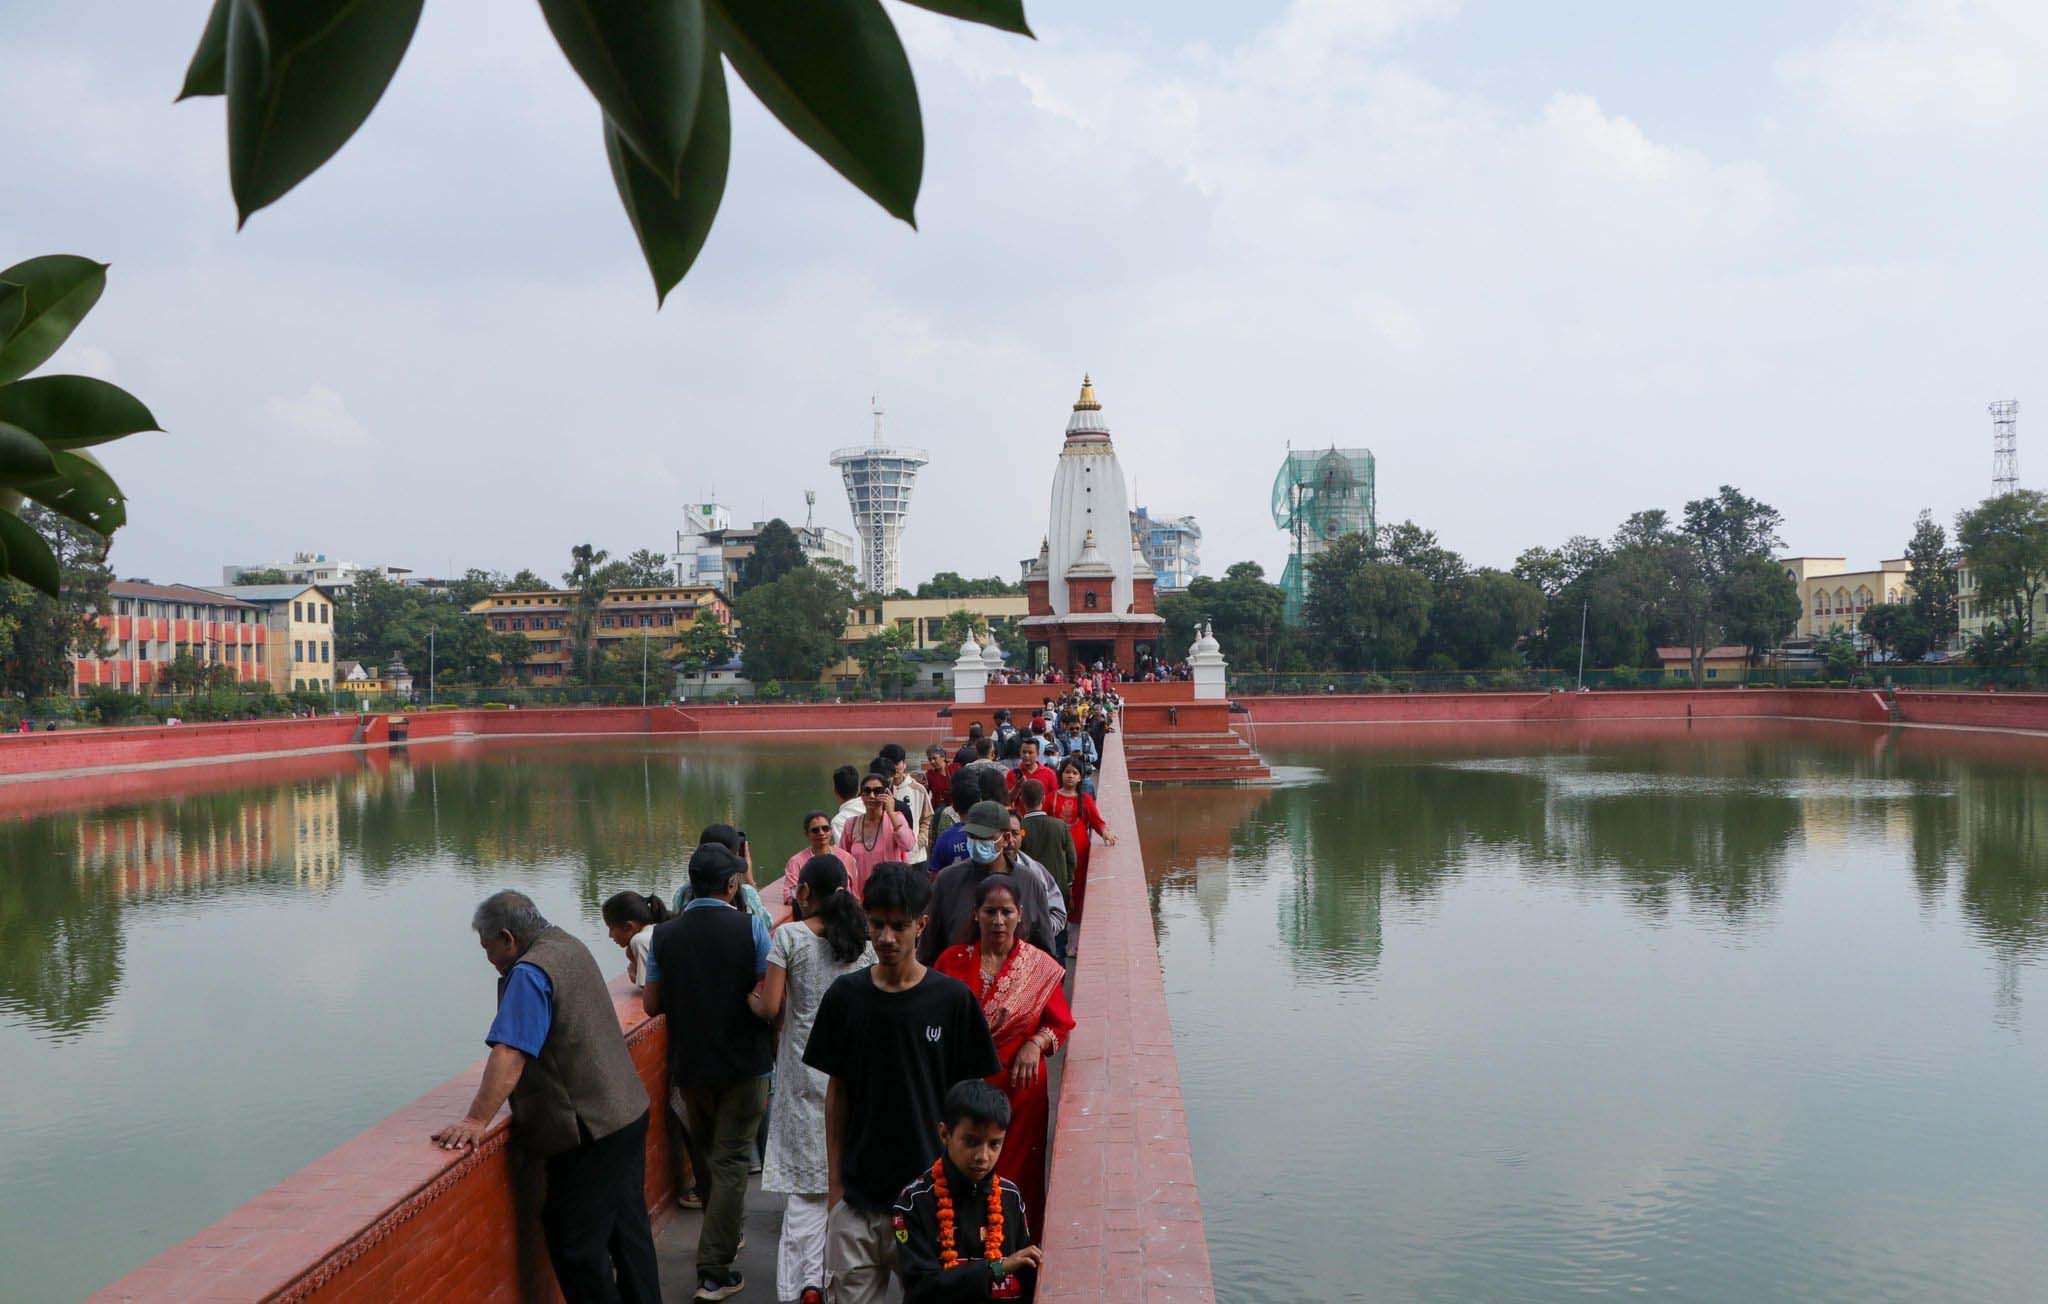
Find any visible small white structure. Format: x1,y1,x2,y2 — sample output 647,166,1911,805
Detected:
1190,620,1228,700
952,635,989,704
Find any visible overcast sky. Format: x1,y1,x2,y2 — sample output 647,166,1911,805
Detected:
5,0,2043,588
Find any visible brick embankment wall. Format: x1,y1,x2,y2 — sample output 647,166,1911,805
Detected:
1895,691,2048,733
1242,688,1893,728
0,715,374,777
1037,733,1216,1302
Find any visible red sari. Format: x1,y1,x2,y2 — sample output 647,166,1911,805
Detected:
935,940,1075,1232
1043,788,1109,923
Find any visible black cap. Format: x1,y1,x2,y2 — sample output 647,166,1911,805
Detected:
962,800,1011,840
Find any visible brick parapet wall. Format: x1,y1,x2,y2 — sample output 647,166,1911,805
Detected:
1242,687,1892,727
1038,732,1216,1302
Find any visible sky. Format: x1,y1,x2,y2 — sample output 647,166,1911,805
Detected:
4,0,2046,588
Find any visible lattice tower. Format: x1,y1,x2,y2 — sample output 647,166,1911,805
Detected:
1992,400,2019,494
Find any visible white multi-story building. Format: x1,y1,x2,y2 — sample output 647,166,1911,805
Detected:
674,499,856,589
1130,507,1202,592
222,552,411,589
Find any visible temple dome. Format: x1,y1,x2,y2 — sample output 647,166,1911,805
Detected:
1065,374,1109,437
1064,530,1115,579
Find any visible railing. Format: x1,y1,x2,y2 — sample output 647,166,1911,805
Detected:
1224,665,2048,695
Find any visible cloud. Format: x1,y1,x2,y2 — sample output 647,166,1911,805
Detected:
263,387,372,452
1782,0,2048,129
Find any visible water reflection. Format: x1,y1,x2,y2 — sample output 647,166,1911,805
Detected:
1137,723,2048,976
0,738,839,1042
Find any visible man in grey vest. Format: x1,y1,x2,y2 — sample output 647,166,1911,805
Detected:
433,890,660,1303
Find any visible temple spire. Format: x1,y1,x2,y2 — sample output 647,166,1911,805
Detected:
1073,374,1100,412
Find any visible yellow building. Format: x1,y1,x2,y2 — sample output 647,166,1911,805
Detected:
204,583,339,691
1957,562,2047,645
470,586,733,680
1778,557,1913,643
1654,645,1754,680
827,594,1030,682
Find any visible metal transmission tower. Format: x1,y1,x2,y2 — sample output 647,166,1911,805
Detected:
1992,400,2019,494
830,399,929,595
1271,446,1377,622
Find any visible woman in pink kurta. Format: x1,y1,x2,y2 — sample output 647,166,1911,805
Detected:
836,773,915,895
781,810,855,905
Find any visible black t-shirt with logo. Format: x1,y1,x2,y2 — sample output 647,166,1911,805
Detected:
803,967,1001,1212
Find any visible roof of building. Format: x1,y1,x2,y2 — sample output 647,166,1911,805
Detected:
1654,646,1752,661
1063,530,1115,579
204,583,333,603
112,580,264,609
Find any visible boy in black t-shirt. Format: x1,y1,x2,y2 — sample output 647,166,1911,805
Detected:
893,1080,1041,1302
805,863,1000,1304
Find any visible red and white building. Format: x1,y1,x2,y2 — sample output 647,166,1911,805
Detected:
74,581,272,692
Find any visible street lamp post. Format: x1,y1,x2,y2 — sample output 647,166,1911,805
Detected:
428,627,436,706
1576,600,1588,691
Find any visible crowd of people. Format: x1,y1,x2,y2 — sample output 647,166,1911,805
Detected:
433,690,1122,1304
987,658,1187,687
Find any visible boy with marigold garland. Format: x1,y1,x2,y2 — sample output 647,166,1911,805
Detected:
892,1080,1042,1302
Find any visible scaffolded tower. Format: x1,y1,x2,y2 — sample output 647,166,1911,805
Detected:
830,400,928,595
1992,400,2019,495
1272,446,1377,621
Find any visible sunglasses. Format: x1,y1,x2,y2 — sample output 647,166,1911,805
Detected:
862,787,887,797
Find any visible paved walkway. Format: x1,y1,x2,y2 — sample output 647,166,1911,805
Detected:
656,1174,789,1302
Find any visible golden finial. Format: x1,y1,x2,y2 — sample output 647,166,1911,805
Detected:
1073,374,1100,411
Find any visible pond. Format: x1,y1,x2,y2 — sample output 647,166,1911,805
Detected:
1136,721,2048,1302
0,737,859,1302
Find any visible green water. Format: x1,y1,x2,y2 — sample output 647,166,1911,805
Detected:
1136,722,2048,1302
0,737,865,1303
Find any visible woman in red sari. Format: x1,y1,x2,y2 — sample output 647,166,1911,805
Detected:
1046,756,1115,926
934,874,1075,1231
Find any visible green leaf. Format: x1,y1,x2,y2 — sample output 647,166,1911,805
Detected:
708,0,922,224
226,0,427,222
897,0,1032,36
0,280,22,339
0,422,59,487
541,0,706,188
607,40,730,306
23,450,127,536
179,0,232,99
0,376,162,449
0,256,107,386
0,508,61,597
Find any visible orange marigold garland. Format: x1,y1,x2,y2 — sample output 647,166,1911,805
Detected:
930,1158,1005,1268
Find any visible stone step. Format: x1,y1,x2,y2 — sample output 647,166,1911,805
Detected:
1128,753,1263,770
1129,768,1272,785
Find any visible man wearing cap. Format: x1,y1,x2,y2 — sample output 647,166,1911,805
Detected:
434,890,661,1302
919,800,1059,964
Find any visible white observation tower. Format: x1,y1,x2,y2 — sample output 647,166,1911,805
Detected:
830,399,929,596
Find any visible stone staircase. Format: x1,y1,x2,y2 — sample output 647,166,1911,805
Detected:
1121,730,1272,786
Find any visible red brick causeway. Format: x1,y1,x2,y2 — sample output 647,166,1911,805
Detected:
1037,733,1216,1302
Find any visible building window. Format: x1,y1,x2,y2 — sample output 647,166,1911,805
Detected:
322,642,330,663
1085,592,1099,610
293,601,303,621
295,640,304,662
511,618,525,631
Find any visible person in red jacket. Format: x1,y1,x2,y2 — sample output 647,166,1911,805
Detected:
1003,737,1058,810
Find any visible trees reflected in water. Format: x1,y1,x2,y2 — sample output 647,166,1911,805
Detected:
0,741,845,1038
1142,729,2048,978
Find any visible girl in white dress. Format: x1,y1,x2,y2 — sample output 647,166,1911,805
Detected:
749,855,875,1303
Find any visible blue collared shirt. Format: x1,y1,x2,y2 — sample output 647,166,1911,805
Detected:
644,897,772,983
486,961,553,1058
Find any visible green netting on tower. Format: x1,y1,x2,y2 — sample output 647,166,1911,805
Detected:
1272,447,1376,622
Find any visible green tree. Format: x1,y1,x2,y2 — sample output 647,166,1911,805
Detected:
1956,491,2048,637
741,518,807,591
231,567,289,584
175,0,1033,299
672,608,735,695
621,548,675,588
1859,601,1919,664
732,560,856,684
935,608,984,652
1305,535,1432,671
445,568,506,609
1717,555,1801,664
1376,521,1465,590
563,543,611,680
1159,561,1288,669
1429,569,1544,670
1903,509,1959,655
916,572,1020,599
333,569,412,661
1968,618,2029,670
0,505,113,698
852,623,915,693
509,568,550,591
1815,626,1861,679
